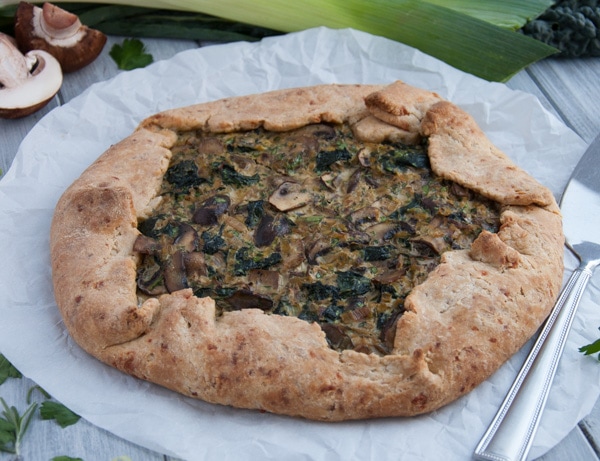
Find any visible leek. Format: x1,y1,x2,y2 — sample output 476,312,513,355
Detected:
0,0,557,82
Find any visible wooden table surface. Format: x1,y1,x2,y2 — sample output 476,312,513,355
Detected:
1,33,600,461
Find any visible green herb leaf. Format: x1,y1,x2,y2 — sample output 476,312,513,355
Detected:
580,338,600,358
40,401,81,428
52,456,84,461
0,398,37,455
26,385,51,404
0,354,22,385
109,38,154,70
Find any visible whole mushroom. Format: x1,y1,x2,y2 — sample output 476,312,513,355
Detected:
15,2,107,73
0,33,62,119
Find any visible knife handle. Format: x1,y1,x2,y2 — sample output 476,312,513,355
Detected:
474,265,591,461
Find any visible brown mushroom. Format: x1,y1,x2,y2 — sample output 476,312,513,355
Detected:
163,250,189,293
133,234,161,254
254,214,293,247
306,238,333,265
365,222,400,242
15,2,107,73
269,181,311,211
248,269,281,290
192,195,231,226
410,235,447,255
174,222,198,252
0,32,62,119
224,289,273,311
347,206,380,228
183,251,207,277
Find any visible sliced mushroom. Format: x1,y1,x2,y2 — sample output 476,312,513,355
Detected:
320,323,353,350
183,251,207,277
269,181,311,211
373,269,406,284
254,214,293,247
133,234,161,254
0,33,62,119
15,2,107,73
365,222,401,242
410,235,447,255
196,136,224,155
347,206,381,228
174,222,198,252
306,238,333,265
163,250,189,293
224,289,273,311
248,269,281,290
136,261,167,296
192,195,231,226
357,147,371,167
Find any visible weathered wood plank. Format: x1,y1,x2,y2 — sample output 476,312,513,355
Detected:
0,374,166,461
537,426,598,461
525,57,600,143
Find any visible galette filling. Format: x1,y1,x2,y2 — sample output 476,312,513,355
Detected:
134,123,500,355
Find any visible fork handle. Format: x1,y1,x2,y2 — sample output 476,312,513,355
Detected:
474,264,592,461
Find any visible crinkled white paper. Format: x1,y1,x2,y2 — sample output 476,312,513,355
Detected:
0,27,596,461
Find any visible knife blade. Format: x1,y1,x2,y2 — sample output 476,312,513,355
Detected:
474,133,600,461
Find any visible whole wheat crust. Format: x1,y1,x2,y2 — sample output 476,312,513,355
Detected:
50,81,564,420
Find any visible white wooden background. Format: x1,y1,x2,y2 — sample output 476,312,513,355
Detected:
1,35,600,460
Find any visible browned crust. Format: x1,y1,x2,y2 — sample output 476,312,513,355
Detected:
50,81,564,420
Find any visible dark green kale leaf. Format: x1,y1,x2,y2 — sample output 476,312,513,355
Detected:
218,164,260,187
233,248,282,275
315,148,352,171
336,271,372,298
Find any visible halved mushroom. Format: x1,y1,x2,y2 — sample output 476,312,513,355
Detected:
269,181,312,212
0,33,62,119
15,2,107,73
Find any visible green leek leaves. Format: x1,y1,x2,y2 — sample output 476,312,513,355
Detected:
0,1,558,82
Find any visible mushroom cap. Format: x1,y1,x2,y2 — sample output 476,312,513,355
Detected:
0,35,63,119
15,2,107,73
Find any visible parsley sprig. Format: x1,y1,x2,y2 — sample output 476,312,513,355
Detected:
0,397,37,456
109,38,154,70
579,329,600,359
0,353,81,457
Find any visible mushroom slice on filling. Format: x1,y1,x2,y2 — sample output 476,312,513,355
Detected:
269,181,311,211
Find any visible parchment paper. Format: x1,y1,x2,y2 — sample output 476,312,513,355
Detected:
0,27,597,461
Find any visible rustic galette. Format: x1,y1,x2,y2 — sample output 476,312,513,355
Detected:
50,81,563,420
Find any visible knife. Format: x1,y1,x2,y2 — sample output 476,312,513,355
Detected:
474,133,600,461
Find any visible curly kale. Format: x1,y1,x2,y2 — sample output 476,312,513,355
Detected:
521,0,600,57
